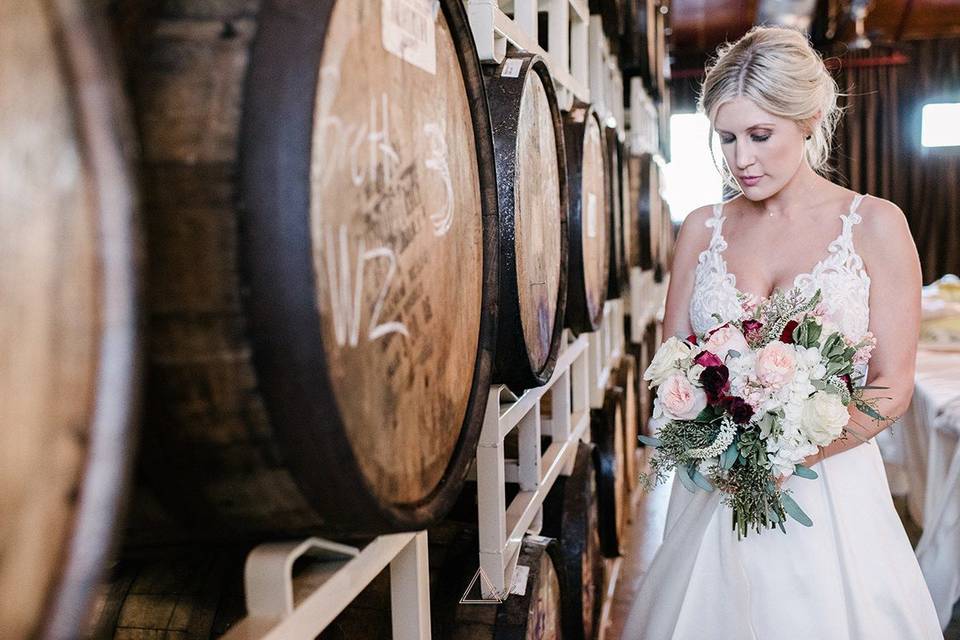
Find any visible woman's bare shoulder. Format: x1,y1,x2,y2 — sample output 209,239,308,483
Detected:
856,194,911,242
677,203,716,243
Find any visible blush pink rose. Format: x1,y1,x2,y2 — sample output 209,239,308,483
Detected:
755,341,798,387
657,373,708,420
703,324,750,360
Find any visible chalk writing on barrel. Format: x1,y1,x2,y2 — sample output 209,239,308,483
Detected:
323,224,409,347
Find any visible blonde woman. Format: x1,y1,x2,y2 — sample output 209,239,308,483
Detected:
623,26,942,639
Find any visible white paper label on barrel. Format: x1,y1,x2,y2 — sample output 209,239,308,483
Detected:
509,564,530,596
501,58,523,78
382,0,437,75
587,192,598,238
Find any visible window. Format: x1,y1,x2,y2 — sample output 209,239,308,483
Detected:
921,103,960,148
664,112,723,223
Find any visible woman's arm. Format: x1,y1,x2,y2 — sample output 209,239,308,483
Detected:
802,198,922,467
660,205,715,342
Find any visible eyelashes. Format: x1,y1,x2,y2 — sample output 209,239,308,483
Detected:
720,134,771,144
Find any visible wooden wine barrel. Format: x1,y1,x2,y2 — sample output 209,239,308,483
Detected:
485,54,568,392
437,533,562,640
85,548,248,639
591,387,626,557
604,126,626,301
649,155,666,281
628,152,653,270
113,0,498,542
541,443,603,640
616,355,641,500
0,3,141,638
621,0,658,92
619,139,637,274
563,102,610,335
589,0,626,43
639,324,660,439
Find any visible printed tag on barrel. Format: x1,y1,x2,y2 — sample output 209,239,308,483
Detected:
382,0,437,74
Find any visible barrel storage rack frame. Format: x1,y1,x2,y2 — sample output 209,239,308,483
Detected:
220,303,631,640
216,1,657,637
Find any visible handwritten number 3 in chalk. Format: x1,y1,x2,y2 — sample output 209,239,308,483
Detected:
422,122,454,236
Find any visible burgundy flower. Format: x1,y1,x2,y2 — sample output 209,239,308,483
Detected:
686,333,699,345
840,374,853,393
699,365,730,402
742,319,764,342
694,351,724,368
779,320,799,344
723,396,755,424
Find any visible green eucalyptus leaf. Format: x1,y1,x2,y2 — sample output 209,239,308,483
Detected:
781,493,813,527
721,443,738,469
793,464,819,480
690,467,715,492
638,435,662,447
677,464,698,493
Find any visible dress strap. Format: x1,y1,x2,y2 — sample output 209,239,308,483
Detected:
705,200,727,249
847,193,868,224
839,193,868,251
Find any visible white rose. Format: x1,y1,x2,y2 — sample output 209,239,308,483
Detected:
643,336,694,388
800,391,849,446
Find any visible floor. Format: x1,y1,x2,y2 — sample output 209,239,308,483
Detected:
604,449,959,640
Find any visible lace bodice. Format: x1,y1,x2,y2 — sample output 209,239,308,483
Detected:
690,193,872,340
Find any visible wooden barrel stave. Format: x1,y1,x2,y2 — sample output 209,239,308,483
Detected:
114,0,498,541
542,442,604,640
616,354,640,498
0,2,140,637
436,532,562,640
604,126,626,300
485,54,568,392
563,102,610,335
591,386,626,557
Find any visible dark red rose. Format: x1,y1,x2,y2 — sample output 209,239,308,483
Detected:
686,333,699,345
840,374,853,393
699,365,730,402
742,319,763,342
779,320,799,344
723,396,755,424
694,351,724,368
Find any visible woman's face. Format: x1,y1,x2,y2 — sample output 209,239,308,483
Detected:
712,96,808,199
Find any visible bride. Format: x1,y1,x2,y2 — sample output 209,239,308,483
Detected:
622,26,943,639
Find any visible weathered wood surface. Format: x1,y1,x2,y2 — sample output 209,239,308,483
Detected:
563,103,609,334
0,1,140,636
485,54,567,392
114,0,497,541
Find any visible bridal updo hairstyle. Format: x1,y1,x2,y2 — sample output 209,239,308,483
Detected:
698,25,844,189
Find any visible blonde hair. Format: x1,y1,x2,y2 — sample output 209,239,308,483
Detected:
698,25,845,190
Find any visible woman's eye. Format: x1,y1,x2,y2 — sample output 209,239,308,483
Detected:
720,134,771,144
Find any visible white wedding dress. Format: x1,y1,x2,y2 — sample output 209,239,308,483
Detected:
622,193,944,639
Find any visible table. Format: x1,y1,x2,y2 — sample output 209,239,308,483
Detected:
895,349,960,629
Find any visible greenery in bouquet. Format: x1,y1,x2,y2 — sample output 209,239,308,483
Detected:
639,289,888,538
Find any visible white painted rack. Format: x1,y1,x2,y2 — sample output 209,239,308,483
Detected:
627,77,660,155
472,298,625,600
220,297,632,639
467,0,591,109
222,532,431,640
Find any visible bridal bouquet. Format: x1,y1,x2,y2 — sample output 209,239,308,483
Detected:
640,289,885,538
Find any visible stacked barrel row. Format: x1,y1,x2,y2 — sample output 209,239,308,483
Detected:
0,0,669,638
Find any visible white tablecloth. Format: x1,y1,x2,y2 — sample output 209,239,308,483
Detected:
896,349,960,629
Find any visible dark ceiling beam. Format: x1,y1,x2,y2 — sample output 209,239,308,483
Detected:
894,0,916,42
